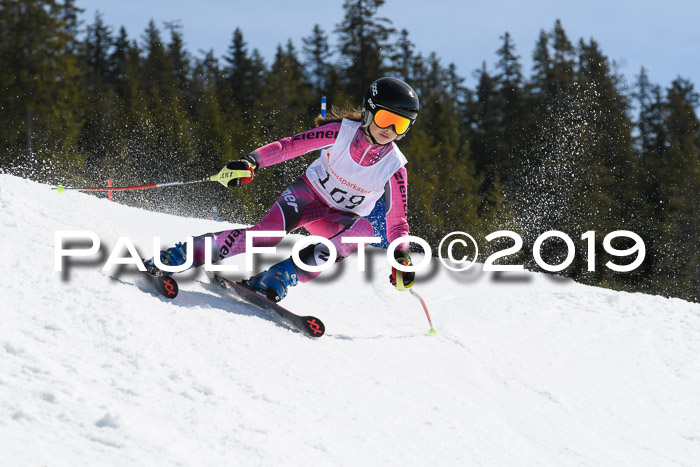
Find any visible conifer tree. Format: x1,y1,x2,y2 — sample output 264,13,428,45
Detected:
445,62,473,150
573,38,636,284
141,19,173,99
107,27,131,97
390,29,415,82
550,19,576,98
402,54,483,246
494,32,526,189
469,61,518,241
471,62,505,180
302,24,333,95
79,12,119,171
634,68,655,155
516,21,597,270
335,0,395,98
249,48,267,115
630,68,668,293
223,28,256,110
633,68,668,216
264,41,313,136
529,30,552,99
182,49,237,216
0,0,83,177
83,12,112,85
164,21,191,96
135,20,191,182
58,0,82,54
656,79,700,300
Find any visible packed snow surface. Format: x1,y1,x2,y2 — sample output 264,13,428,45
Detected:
1,174,699,466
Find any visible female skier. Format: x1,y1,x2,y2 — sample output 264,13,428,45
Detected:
150,77,418,301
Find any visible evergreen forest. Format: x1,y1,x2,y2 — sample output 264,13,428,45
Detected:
1,0,699,302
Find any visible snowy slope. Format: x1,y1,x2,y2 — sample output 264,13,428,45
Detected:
1,174,699,466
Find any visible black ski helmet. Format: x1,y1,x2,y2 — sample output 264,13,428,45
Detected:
361,77,419,141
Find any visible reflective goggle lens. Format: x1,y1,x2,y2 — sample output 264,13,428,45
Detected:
373,109,412,135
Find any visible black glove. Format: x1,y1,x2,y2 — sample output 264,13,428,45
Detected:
389,250,415,291
214,153,258,188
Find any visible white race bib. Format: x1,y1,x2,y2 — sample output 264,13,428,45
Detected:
305,119,407,216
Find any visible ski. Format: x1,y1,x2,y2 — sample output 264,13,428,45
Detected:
210,274,325,338
142,260,179,299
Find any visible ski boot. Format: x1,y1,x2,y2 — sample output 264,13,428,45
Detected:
143,242,188,276
246,258,298,302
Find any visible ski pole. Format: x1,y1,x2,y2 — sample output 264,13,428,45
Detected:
54,166,252,193
410,288,437,335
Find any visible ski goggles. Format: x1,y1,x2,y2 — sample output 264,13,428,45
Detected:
372,109,413,135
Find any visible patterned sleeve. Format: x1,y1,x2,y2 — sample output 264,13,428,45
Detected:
384,166,410,251
250,122,342,168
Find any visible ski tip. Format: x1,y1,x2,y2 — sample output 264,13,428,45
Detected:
160,276,179,299
304,317,325,337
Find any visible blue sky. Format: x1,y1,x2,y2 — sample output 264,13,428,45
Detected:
78,0,700,94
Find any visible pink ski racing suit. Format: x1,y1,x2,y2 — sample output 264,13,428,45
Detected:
187,120,410,282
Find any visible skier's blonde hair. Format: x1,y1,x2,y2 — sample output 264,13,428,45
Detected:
314,105,362,127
